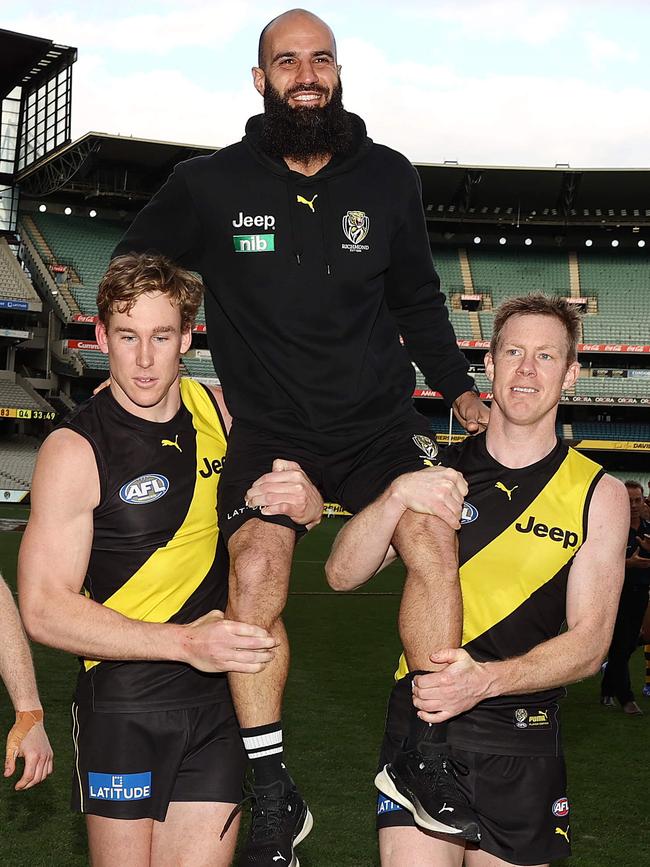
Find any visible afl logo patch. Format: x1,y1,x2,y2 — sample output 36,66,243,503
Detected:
461,501,479,524
119,474,169,505
552,797,569,818
514,708,528,728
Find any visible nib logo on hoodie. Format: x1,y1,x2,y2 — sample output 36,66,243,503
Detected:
232,211,276,252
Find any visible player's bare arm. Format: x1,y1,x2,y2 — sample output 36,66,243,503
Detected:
325,466,467,591
19,428,277,674
0,575,53,791
207,384,233,431
413,473,628,722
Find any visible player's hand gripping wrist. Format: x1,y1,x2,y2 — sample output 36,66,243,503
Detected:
179,610,279,674
389,467,467,530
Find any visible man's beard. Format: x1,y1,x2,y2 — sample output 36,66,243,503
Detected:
260,80,356,162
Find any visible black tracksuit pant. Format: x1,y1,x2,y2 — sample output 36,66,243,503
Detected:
601,583,649,704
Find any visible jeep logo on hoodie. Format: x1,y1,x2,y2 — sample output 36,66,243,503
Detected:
232,211,276,253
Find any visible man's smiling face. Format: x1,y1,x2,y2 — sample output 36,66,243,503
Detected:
485,313,580,427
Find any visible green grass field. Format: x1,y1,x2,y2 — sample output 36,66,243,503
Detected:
0,513,648,866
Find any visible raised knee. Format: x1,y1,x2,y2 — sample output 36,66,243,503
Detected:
227,522,294,622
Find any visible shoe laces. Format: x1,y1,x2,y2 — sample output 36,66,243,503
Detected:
250,790,288,841
417,752,471,803
220,784,288,843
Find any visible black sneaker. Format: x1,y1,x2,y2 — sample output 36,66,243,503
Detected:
600,695,616,707
239,778,313,867
375,749,480,842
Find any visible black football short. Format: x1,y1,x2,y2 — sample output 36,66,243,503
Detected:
71,700,246,821
376,680,572,865
217,414,439,542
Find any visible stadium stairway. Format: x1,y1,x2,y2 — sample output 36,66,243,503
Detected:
458,248,475,295
51,341,84,376
468,311,482,339
568,251,581,297
20,216,81,318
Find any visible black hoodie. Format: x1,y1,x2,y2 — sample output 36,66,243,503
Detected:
114,113,472,449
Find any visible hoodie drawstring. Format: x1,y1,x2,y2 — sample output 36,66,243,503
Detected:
286,181,303,265
319,182,333,277
289,178,333,276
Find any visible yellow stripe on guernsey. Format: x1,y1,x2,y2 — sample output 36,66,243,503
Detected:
85,379,225,671
396,449,600,680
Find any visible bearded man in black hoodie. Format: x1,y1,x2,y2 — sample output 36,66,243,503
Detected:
114,9,488,864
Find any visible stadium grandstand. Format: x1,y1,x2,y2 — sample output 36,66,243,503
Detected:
1,25,649,502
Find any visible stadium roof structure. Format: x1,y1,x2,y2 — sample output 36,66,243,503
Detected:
416,162,650,228
0,28,77,233
15,129,650,230
0,28,76,100
17,132,214,201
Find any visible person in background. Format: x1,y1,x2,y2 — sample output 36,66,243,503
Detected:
601,480,650,715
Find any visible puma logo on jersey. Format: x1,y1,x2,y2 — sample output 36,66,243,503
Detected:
438,803,454,813
161,434,182,453
272,853,287,863
495,481,518,500
515,515,578,549
555,826,570,843
297,194,318,212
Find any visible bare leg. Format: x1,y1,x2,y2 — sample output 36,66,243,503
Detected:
86,816,153,867
374,514,479,838
379,826,465,867
226,519,313,863
379,827,548,867
466,848,548,867
151,802,240,867
225,520,295,726
393,512,461,671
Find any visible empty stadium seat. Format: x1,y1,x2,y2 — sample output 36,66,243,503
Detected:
0,238,40,302
575,376,650,399
79,351,110,372
0,436,40,489
431,247,464,294
448,310,474,340
579,252,650,343
468,250,570,306
0,379,43,411
182,357,219,381
571,422,650,441
27,212,208,324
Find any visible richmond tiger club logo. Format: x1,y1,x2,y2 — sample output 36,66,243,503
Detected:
412,434,438,466
341,210,370,251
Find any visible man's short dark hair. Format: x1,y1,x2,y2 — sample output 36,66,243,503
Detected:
624,480,644,494
490,294,582,364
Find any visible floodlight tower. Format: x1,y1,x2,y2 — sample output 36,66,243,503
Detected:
0,28,77,234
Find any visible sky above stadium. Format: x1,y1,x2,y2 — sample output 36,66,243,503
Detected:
4,0,650,167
